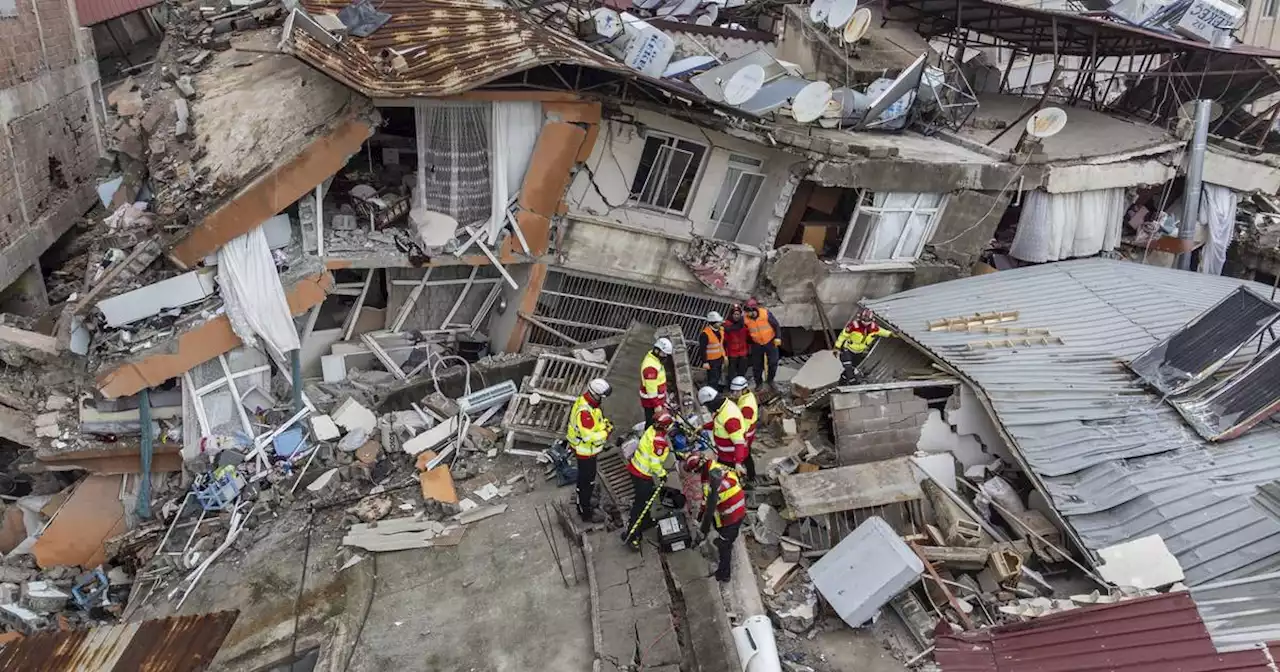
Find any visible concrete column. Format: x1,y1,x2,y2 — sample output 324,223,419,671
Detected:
0,264,49,317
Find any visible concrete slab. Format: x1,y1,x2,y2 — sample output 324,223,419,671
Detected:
779,457,923,517
790,350,842,395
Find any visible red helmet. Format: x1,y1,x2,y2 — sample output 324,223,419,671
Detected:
653,409,673,430
745,298,759,309
857,307,874,322
683,454,704,472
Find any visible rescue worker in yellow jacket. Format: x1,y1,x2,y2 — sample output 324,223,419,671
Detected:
686,452,747,582
728,376,759,481
835,307,894,371
640,337,674,427
698,386,748,467
566,378,613,523
622,409,675,550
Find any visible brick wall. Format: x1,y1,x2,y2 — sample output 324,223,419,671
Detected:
0,0,101,292
831,388,930,464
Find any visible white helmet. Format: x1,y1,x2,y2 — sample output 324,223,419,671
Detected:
587,378,611,399
653,337,674,356
697,386,718,405
729,376,749,392
707,311,723,323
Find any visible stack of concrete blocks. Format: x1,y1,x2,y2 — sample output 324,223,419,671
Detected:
831,388,930,465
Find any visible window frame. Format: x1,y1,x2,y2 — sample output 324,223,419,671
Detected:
710,153,767,243
629,131,709,215
837,189,948,263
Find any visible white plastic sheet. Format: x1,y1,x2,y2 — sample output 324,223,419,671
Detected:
217,225,302,355
1198,183,1238,276
1011,188,1126,263
487,102,542,243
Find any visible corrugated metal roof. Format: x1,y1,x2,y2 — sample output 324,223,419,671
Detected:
1191,571,1280,652
76,0,159,26
287,0,628,98
935,592,1276,672
867,260,1280,588
0,610,239,671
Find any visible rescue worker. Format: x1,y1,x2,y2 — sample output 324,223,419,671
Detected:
640,337,674,427
724,304,750,384
743,298,782,389
686,452,747,582
566,378,613,523
622,409,675,551
698,386,748,468
835,307,894,371
699,311,726,391
727,376,758,482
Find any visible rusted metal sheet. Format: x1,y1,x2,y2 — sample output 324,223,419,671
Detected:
289,0,625,99
935,593,1274,672
0,611,239,671
76,0,160,26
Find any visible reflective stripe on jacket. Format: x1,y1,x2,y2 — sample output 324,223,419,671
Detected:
566,394,608,458
639,351,667,408
737,390,758,441
627,425,669,480
710,400,746,464
705,463,747,527
744,308,775,345
835,323,893,353
702,326,725,361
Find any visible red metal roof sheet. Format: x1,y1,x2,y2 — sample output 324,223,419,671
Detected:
0,610,239,671
935,593,1275,672
76,0,160,27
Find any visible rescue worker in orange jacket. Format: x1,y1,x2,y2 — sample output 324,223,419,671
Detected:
743,298,782,388
699,311,726,391
728,376,758,481
566,378,613,523
621,409,675,550
640,337,674,427
686,452,748,582
698,386,747,467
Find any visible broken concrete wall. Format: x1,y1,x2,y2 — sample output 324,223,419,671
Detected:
765,245,914,328
927,189,1010,269
0,4,102,294
832,388,930,464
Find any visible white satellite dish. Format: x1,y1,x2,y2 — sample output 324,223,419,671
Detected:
790,81,834,123
663,55,718,78
829,87,871,120
698,3,719,24
859,53,926,129
1025,107,1068,138
826,0,857,30
842,7,872,43
810,0,835,24
724,65,766,105
690,49,788,103
739,77,810,115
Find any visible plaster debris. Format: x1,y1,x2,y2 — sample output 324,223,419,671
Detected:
332,398,377,433
310,415,341,441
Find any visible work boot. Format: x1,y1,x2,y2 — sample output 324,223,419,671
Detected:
579,507,596,523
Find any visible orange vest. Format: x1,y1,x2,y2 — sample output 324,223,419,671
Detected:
744,308,775,346
702,326,725,361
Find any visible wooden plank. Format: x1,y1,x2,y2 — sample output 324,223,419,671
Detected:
416,450,458,503
779,457,922,518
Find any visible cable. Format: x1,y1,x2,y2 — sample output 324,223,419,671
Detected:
341,554,379,672
288,510,317,661
929,162,1027,247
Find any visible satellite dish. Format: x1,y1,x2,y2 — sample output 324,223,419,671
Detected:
859,53,926,129
810,0,835,25
791,81,834,123
698,3,718,23
690,49,787,103
1177,100,1224,122
842,7,872,43
724,65,766,105
739,77,810,115
829,86,871,119
1025,107,1068,138
663,55,718,78
826,0,857,29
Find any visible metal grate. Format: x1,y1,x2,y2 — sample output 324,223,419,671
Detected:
528,354,609,400
529,270,732,356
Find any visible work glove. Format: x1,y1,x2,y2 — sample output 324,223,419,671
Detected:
773,338,782,346
702,363,711,370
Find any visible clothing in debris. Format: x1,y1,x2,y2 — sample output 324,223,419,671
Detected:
698,460,746,582
699,323,725,390
639,350,668,423
567,393,611,520
744,307,781,386
702,397,747,465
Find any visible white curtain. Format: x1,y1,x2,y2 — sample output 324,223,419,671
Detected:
487,102,543,243
217,225,301,355
1198,183,1238,276
1011,188,1125,263
413,102,491,228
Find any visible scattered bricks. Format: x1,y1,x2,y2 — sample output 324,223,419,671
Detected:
106,77,136,108
781,418,797,436
175,75,196,99
189,50,212,67
232,15,258,31
44,395,71,411
114,90,144,117
174,99,191,139
140,104,165,135
211,17,235,33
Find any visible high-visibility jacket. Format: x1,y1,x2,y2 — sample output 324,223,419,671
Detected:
566,394,609,458
703,400,747,465
744,308,776,346
835,322,893,354
737,390,758,443
627,425,669,480
724,321,750,358
639,351,668,409
702,325,725,361
704,462,747,528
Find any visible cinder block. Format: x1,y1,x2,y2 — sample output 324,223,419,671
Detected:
836,405,880,423
888,388,917,402
902,399,929,414
831,393,861,410
879,402,903,418
860,390,888,404
860,417,894,432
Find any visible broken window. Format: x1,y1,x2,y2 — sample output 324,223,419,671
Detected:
839,191,947,263
630,132,707,213
711,154,766,243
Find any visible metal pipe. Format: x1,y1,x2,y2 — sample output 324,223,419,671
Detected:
1178,99,1212,271
137,388,153,520
292,349,303,412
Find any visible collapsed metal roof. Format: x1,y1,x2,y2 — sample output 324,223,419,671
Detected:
866,260,1280,593
0,610,239,671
